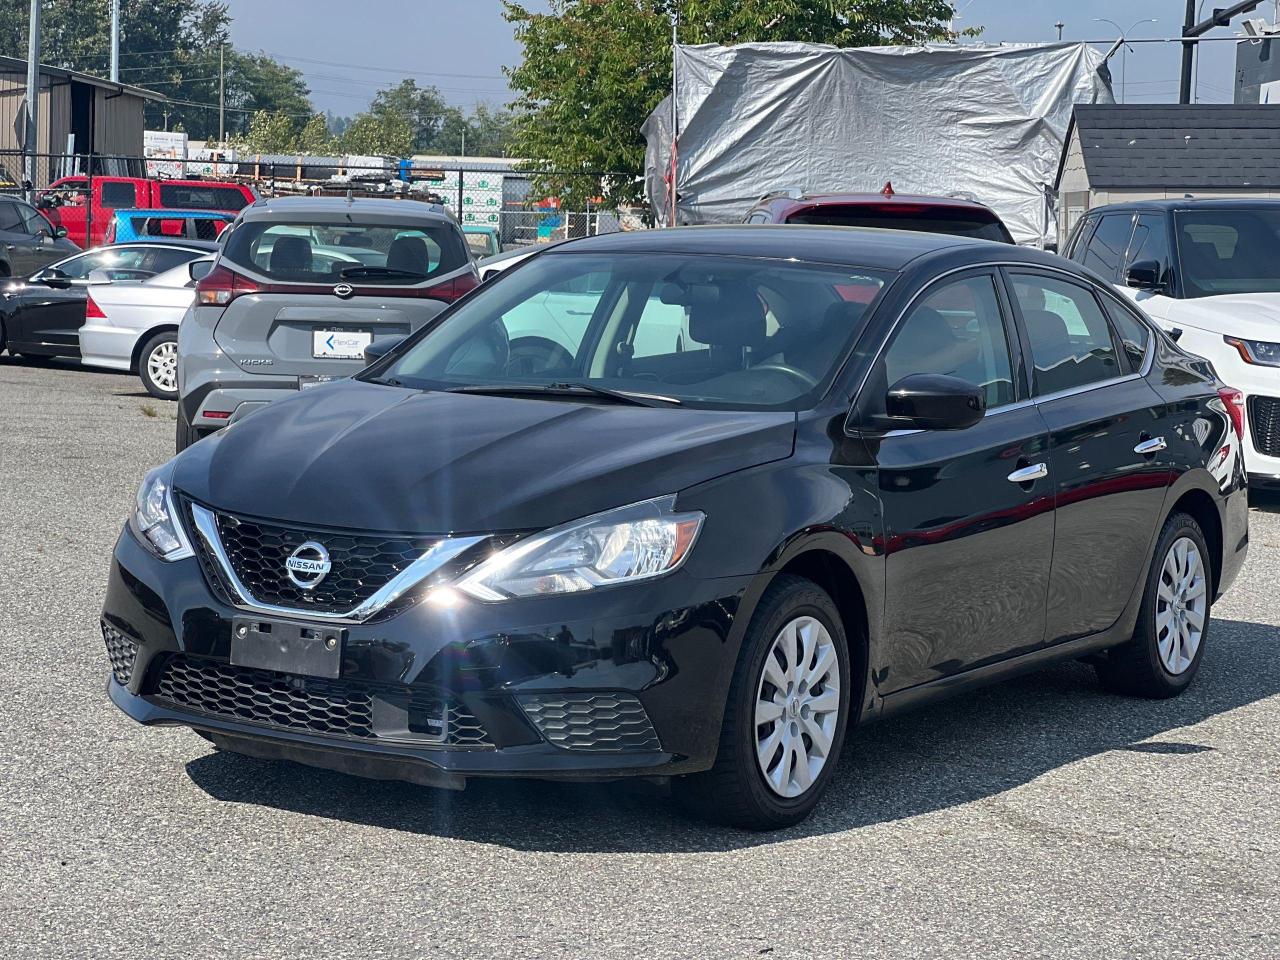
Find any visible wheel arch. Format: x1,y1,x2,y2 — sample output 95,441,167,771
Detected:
129,323,179,372
1165,486,1223,597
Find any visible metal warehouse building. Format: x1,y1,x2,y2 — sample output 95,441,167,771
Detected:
1056,103,1280,248
0,56,160,187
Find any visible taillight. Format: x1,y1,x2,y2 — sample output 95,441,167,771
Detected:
1218,386,1246,440
85,293,106,320
422,272,479,303
195,264,261,306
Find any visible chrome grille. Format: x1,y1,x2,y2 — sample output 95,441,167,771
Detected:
1249,395,1280,458
517,693,661,753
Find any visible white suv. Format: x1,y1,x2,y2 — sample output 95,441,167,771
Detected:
1066,200,1280,487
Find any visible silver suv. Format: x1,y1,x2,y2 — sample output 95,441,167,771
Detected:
175,196,476,450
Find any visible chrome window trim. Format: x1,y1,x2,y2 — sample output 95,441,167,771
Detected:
189,503,486,624
852,259,1157,438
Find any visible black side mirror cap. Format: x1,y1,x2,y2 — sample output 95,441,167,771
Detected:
364,336,406,364
1169,327,1183,343
884,373,986,431
188,260,214,282
1126,259,1162,290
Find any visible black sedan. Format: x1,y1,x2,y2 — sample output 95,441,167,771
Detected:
100,226,1248,829
0,240,216,361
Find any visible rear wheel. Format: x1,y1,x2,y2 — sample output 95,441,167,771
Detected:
675,575,851,830
138,331,179,400
1096,512,1211,698
175,402,202,453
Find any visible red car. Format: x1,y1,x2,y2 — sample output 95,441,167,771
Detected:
743,183,1014,243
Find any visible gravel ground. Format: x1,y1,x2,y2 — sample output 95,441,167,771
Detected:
2,357,1279,960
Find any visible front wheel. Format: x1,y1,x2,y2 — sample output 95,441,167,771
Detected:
138,331,179,400
675,575,851,830
1096,511,1212,698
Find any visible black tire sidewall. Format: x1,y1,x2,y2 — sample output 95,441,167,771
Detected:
139,332,178,400
728,578,852,824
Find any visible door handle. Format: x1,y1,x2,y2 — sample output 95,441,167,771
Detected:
1007,462,1048,484
1134,436,1167,455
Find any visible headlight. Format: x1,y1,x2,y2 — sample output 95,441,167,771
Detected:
455,495,703,600
128,464,194,561
1224,336,1280,367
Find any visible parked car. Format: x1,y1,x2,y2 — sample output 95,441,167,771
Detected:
475,241,557,282
103,226,1247,830
0,240,215,361
1064,199,1280,487
175,195,477,450
0,194,78,279
80,254,215,400
104,208,236,244
36,175,254,247
743,185,1015,243
463,225,501,260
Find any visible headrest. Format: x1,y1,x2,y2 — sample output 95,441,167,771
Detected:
387,235,431,274
688,286,766,348
270,235,312,272
1022,308,1071,352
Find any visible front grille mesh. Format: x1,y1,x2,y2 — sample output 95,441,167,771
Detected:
518,693,661,753
152,655,491,747
192,504,434,614
1249,395,1280,458
101,621,138,685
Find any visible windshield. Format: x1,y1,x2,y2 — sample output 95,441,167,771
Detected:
787,205,1013,243
1176,208,1280,297
372,252,890,410
222,219,469,284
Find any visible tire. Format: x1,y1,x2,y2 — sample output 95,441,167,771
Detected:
675,574,852,830
138,331,179,400
175,402,201,453
1095,511,1212,699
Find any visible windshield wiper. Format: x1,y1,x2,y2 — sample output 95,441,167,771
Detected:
340,266,427,280
447,381,681,407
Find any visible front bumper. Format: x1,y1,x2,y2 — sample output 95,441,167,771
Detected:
102,524,752,786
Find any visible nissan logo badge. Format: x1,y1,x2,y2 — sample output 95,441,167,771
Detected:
285,541,332,590
333,282,354,299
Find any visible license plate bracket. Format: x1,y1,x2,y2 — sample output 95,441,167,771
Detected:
312,329,372,359
230,616,345,679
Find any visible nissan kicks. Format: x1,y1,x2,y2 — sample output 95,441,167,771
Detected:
102,226,1248,829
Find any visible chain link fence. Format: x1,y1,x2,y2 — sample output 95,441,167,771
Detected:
0,150,647,251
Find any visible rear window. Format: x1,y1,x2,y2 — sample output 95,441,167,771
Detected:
158,183,250,211
222,219,469,284
101,181,138,208
785,204,1012,242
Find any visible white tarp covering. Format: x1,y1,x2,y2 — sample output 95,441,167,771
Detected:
643,42,1114,245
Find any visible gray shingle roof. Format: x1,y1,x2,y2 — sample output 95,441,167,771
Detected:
1072,104,1280,189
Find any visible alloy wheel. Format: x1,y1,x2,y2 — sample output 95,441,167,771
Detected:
147,341,178,394
1156,536,1206,675
754,615,841,798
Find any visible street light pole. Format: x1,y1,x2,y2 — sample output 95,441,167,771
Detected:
109,0,120,83
24,0,40,202
1093,18,1158,103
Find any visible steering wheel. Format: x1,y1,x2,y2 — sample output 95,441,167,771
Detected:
750,362,819,389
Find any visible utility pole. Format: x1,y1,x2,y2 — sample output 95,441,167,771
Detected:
109,0,120,82
1181,0,1262,102
1054,22,1064,41
218,43,225,148
24,0,40,202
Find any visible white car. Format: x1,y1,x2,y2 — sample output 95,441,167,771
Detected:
1066,200,1280,487
475,242,557,283
80,255,213,400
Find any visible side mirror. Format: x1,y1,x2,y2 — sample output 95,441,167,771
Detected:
364,336,406,364
1168,327,1183,343
43,268,72,289
885,373,986,431
53,226,68,239
1126,259,1163,290
188,260,214,281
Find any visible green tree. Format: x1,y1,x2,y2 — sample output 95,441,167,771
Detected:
241,110,298,153
296,114,335,154
341,110,413,156
503,0,962,207
369,79,449,152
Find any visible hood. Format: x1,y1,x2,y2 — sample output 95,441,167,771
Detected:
174,379,796,533
1168,293,1280,341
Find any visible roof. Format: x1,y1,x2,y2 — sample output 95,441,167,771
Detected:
243,196,451,222
0,55,163,102
1066,104,1280,190
1086,198,1280,214
544,224,1002,272
758,192,998,213
112,208,234,218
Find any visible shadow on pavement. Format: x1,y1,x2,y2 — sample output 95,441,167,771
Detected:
1250,489,1280,514
185,617,1280,852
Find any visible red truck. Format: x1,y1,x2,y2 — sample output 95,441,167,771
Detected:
35,176,256,248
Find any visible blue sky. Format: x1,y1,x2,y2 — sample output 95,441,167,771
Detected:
223,0,1265,115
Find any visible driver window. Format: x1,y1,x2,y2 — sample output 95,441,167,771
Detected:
882,274,1015,410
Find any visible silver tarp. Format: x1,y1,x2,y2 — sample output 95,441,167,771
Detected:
643,42,1114,245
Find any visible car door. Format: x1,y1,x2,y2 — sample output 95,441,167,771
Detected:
1116,212,1176,323
1005,268,1172,646
0,199,44,275
16,247,157,353
865,270,1055,693
1078,211,1135,286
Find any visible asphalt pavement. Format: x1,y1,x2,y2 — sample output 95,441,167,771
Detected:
2,356,1279,959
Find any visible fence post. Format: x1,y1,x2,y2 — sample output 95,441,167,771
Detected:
86,157,93,248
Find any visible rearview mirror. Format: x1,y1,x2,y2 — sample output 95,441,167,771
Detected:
188,260,214,281
1126,259,1163,290
364,336,406,364
885,373,985,431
